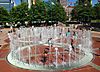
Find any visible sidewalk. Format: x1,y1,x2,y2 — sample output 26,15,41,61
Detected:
91,31,100,38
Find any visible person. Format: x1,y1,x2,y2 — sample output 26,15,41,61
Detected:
0,29,2,32
0,45,1,48
71,39,75,52
13,28,16,32
48,38,53,45
41,54,48,65
43,48,49,54
0,25,3,32
73,32,77,39
10,26,13,32
66,28,70,37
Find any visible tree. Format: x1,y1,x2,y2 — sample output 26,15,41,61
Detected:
0,7,9,24
28,1,67,25
46,1,67,24
10,3,28,25
28,1,48,26
93,3,100,20
71,0,92,24
9,0,67,26
54,3,67,23
71,4,83,21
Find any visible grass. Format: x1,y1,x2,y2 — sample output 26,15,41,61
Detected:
91,20,100,23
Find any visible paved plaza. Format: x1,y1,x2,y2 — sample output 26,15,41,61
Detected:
0,28,100,72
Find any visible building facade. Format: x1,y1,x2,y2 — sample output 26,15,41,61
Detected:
0,0,14,11
59,0,67,6
56,0,73,18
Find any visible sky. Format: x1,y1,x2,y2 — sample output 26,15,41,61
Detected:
15,0,99,6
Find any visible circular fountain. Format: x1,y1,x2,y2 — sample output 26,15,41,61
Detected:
7,26,93,70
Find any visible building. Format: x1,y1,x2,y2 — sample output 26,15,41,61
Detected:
59,0,67,6
56,0,68,6
58,0,68,16
58,0,75,21
0,0,14,11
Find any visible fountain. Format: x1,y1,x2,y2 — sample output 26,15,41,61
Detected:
55,47,58,68
7,26,93,71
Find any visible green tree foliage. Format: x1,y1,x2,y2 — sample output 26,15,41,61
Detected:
93,3,100,19
71,0,92,23
29,1,47,21
46,2,67,24
0,7,9,23
28,1,67,25
10,3,28,25
8,0,67,26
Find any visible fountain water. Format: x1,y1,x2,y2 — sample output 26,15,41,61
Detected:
7,26,93,70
